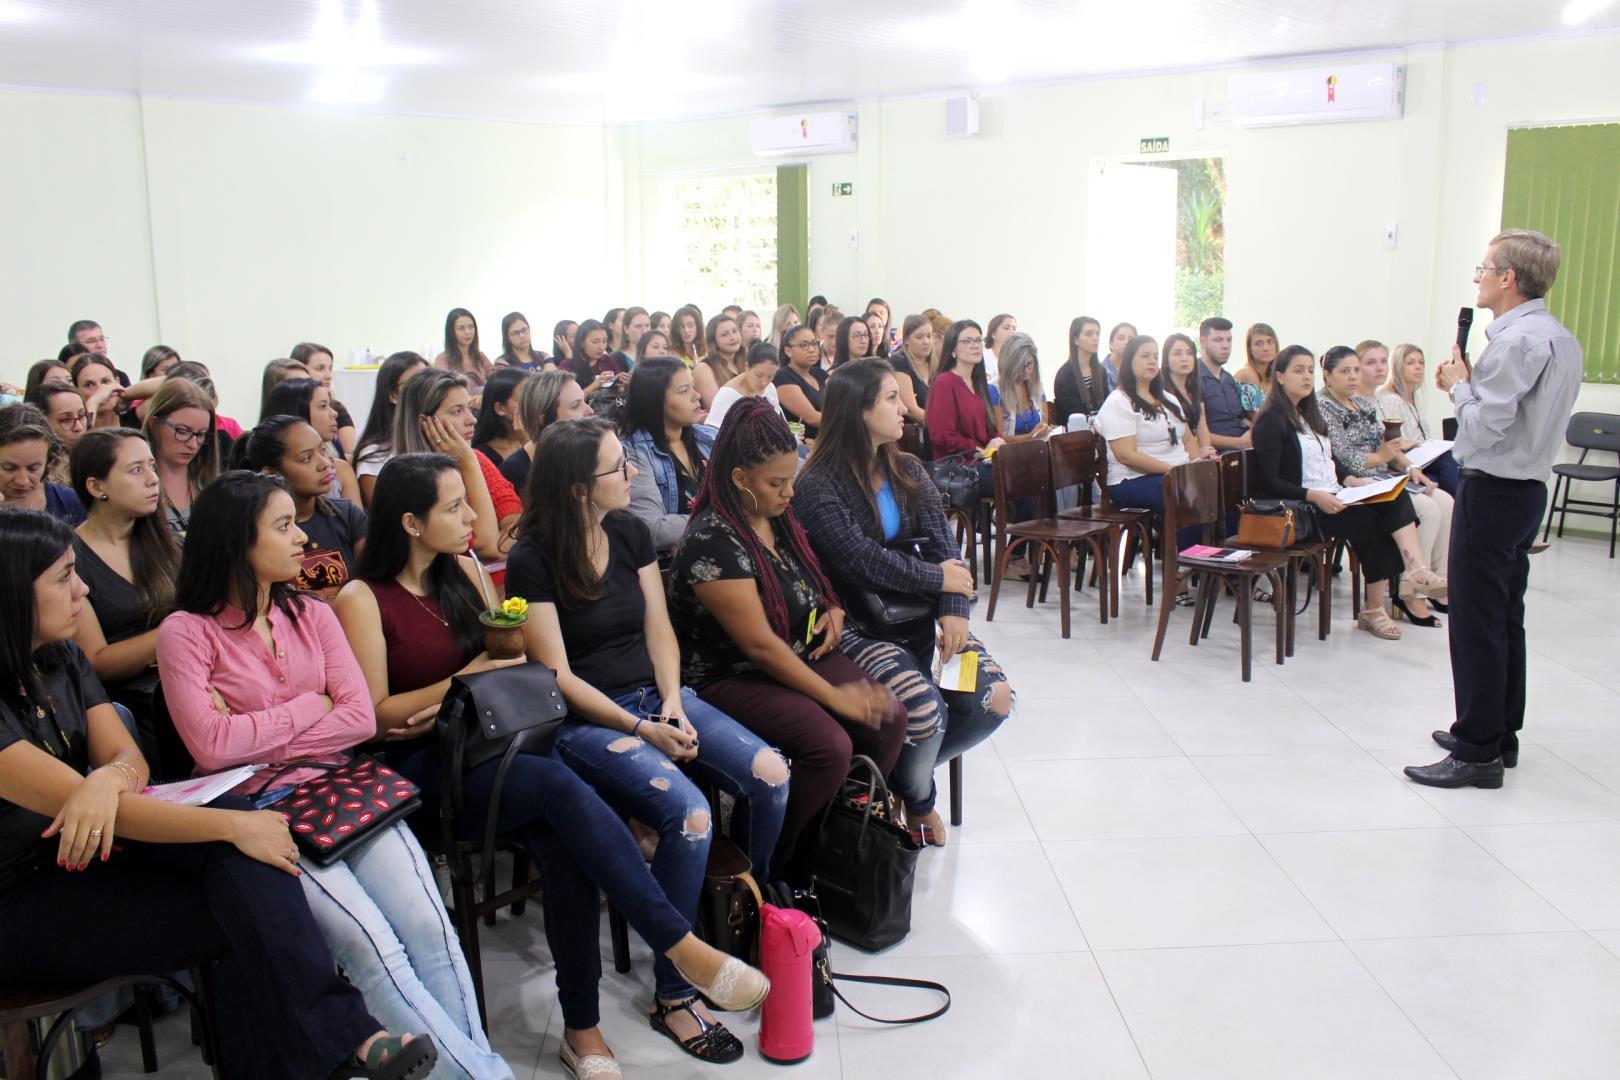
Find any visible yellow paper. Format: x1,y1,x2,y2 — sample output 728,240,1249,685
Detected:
937,650,979,693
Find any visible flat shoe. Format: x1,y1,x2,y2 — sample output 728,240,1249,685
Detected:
559,1036,621,1079
649,998,744,1064
674,954,770,1013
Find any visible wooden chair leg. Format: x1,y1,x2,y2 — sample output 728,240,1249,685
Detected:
135,984,159,1072
1317,553,1331,640
4,1019,38,1080
1274,572,1288,665
509,848,532,917
1108,527,1123,618
1024,542,1043,609
948,755,964,828
452,868,489,1029
1237,575,1253,682
1284,565,1297,658
610,906,632,974
1140,522,1155,607
1056,546,1073,639
1150,563,1176,662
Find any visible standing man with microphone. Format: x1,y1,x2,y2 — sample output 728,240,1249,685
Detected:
1405,229,1583,789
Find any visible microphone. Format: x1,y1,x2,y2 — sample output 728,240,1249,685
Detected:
1455,307,1474,372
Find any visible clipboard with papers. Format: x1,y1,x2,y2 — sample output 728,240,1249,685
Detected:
1335,474,1408,505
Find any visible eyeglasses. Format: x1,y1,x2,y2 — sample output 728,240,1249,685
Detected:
595,457,630,480
56,411,90,428
1474,264,1509,277
161,419,210,444
956,336,984,347
786,339,818,350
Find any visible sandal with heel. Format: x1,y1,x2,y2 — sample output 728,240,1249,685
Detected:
328,1035,437,1080
1391,597,1441,628
1357,609,1403,640
649,997,744,1064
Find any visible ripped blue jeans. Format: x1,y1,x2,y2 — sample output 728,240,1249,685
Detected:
841,629,1012,817
552,686,789,1001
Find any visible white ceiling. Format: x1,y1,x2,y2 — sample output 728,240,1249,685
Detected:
2,0,1615,124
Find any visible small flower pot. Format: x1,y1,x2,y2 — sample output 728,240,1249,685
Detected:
479,614,528,660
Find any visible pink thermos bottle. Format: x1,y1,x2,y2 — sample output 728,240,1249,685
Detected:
757,899,822,1064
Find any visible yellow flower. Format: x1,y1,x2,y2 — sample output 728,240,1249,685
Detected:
502,597,528,618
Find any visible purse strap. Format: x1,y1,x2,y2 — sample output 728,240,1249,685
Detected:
815,962,951,1025
437,679,540,894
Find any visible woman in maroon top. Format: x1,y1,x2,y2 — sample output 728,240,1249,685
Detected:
334,453,767,1079
925,319,1006,499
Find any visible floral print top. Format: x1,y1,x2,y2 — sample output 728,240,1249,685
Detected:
1317,392,1385,477
668,507,823,686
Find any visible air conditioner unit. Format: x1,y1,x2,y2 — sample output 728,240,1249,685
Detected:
1227,62,1404,129
748,110,857,157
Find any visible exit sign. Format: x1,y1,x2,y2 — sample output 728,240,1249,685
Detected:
1139,137,1170,154
830,182,853,196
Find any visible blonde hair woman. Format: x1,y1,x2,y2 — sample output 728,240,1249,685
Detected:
1379,343,1460,497
994,332,1051,440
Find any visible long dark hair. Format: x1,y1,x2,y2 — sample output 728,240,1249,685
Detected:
470,366,528,451
231,415,342,522
25,360,71,398
691,397,837,641
833,316,869,368
1064,316,1108,413
570,319,609,386
173,471,306,629
514,419,619,609
671,305,704,362
1259,345,1327,436
261,376,320,425
354,453,483,659
0,507,78,707
355,351,428,464
621,358,705,487
1118,334,1183,423
442,308,491,381
498,312,531,365
70,429,180,622
937,320,995,432
865,298,892,358
804,357,920,526
1159,333,1203,429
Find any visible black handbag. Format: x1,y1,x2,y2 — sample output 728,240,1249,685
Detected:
926,452,980,511
810,755,922,952
436,662,569,890
835,536,939,668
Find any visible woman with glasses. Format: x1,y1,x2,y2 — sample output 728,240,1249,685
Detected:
0,404,84,525
503,420,785,1064
27,383,90,482
992,332,1052,441
774,324,827,440
831,316,873,370
139,379,220,539
924,320,1004,498
1095,335,1208,547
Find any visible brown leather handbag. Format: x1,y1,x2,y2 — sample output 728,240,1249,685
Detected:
1236,498,1314,549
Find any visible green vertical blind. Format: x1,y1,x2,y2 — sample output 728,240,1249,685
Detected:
775,164,809,312
1501,123,1620,383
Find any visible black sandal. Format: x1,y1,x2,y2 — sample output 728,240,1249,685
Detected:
328,1034,437,1079
649,996,744,1064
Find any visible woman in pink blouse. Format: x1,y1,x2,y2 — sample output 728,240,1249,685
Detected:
156,471,513,1080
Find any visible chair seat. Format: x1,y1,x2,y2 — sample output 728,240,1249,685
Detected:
1551,463,1620,482
1178,550,1291,574
1006,517,1114,542
1057,506,1149,523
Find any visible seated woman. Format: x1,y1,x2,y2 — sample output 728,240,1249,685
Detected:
335,453,769,1077
290,343,359,459
140,378,221,539
354,352,430,478
0,506,438,1080
773,324,827,441
1317,345,1452,626
1236,322,1278,416
1160,333,1217,459
24,359,73,398
888,316,936,424
1053,317,1109,425
992,332,1053,442
1379,343,1460,496
357,370,515,557
468,366,528,467
0,403,85,524
262,376,363,505
69,431,181,764
796,359,1013,847
72,355,124,431
707,343,782,431
668,398,903,880
497,370,592,498
568,320,627,397
503,421,786,1062
1095,335,1214,545
27,382,90,481
830,316,873,370
691,314,744,412
235,416,367,598
621,358,713,552
924,320,1006,498
1252,346,1446,642
155,472,505,1077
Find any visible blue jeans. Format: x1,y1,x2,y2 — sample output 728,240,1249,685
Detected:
1427,450,1461,497
841,629,1011,815
297,821,513,1080
1111,473,1229,551
395,747,694,1032
553,686,788,1001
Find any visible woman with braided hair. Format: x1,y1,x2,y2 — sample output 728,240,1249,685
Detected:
668,397,904,880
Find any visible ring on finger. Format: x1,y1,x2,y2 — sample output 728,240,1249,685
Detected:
88,829,103,838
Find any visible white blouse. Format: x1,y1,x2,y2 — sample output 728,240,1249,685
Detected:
1095,390,1190,485
1298,429,1341,494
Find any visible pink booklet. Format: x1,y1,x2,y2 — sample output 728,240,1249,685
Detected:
142,765,261,806
1180,545,1253,562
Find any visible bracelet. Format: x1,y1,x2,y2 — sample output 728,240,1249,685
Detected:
104,760,140,793
632,717,646,739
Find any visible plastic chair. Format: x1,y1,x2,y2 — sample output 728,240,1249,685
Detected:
1543,411,1620,557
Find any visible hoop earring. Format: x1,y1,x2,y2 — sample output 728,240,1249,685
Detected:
739,487,759,514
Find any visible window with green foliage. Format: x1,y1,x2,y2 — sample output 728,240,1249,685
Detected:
1501,123,1619,383
655,171,779,315
1173,157,1226,327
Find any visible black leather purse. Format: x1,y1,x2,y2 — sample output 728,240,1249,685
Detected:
435,662,569,890
811,755,922,952
835,536,940,670
925,452,980,511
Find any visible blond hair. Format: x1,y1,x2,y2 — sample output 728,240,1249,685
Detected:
1380,343,1425,402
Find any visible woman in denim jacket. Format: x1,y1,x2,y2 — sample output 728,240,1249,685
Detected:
621,358,717,552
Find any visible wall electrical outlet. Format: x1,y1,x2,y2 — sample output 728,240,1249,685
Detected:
1384,223,1399,249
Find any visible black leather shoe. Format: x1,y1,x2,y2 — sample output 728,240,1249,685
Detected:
1404,755,1505,789
1431,730,1517,767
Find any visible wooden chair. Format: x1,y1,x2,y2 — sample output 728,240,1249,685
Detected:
1218,449,1332,650
984,440,1113,638
2,972,218,1080
1051,430,1155,616
1150,459,1292,682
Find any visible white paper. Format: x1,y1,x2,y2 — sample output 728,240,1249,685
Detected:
1336,474,1407,505
1404,440,1453,470
935,650,980,693
141,765,262,806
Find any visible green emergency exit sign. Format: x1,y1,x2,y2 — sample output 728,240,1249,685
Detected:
1139,137,1170,154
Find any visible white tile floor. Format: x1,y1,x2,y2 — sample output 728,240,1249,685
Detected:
101,535,1620,1079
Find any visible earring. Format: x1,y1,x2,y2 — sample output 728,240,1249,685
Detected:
97,493,109,502
739,487,759,513
411,530,420,538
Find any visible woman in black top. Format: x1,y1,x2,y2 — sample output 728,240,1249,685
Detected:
773,323,826,439
504,418,786,1062
261,376,363,504
468,365,529,467
0,507,436,1080
1053,316,1110,424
